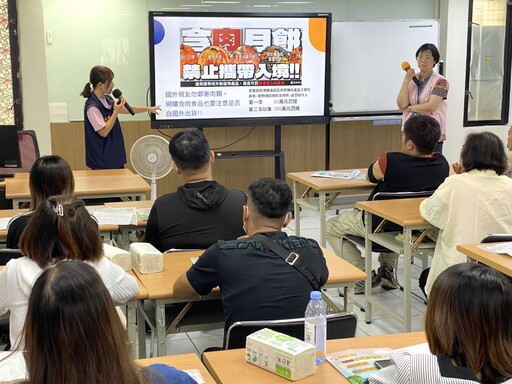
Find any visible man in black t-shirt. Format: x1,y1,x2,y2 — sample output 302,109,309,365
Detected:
172,178,329,336
144,128,246,252
326,115,449,293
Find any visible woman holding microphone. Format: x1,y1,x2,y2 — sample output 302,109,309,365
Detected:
80,65,161,169
397,43,448,153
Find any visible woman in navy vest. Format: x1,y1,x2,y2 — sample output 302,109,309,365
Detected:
80,65,161,169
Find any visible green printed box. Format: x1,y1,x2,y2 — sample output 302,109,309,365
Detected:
245,328,316,381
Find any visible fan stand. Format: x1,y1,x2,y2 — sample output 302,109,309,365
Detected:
151,171,157,201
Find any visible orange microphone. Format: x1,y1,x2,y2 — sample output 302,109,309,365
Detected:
401,61,411,71
401,61,420,86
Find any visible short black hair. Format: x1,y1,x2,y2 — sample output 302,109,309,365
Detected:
416,43,440,65
169,128,210,171
403,115,441,155
248,178,292,219
461,132,507,175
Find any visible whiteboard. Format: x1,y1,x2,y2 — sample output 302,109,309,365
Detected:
330,20,439,114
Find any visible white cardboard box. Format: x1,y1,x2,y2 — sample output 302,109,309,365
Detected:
130,242,163,274
245,328,316,381
103,243,131,271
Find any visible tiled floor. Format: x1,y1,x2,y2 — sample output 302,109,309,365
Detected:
154,207,428,358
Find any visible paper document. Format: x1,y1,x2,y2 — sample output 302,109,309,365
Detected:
137,208,151,221
397,342,430,355
184,369,206,384
88,207,137,225
326,347,392,383
311,170,360,179
478,242,512,256
0,217,12,231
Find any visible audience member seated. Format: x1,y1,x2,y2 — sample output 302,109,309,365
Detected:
145,128,246,252
0,195,138,348
6,155,74,249
18,260,197,384
420,132,512,296
369,263,512,384
172,178,328,340
326,115,449,293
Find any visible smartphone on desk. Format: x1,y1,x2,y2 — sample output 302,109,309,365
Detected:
374,359,393,369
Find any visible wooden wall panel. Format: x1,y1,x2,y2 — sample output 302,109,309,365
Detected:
51,120,399,198
330,121,402,170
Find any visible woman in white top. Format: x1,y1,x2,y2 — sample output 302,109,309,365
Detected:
420,132,512,296
370,263,512,384
0,195,139,348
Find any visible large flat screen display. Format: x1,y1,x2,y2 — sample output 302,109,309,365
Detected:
149,12,331,128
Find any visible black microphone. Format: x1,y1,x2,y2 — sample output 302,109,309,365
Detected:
401,61,421,87
112,89,135,115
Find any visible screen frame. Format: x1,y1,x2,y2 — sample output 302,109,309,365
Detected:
148,11,332,129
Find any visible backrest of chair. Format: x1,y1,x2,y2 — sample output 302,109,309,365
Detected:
481,234,512,243
372,190,435,201
0,130,40,175
0,249,23,266
225,312,358,350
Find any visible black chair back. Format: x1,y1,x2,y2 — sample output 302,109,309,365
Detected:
481,234,512,243
0,249,23,266
224,312,357,350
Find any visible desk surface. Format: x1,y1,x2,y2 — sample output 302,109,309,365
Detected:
287,170,373,191
104,200,154,209
204,332,426,384
133,247,366,300
5,169,150,199
356,198,429,227
457,243,512,277
137,353,216,384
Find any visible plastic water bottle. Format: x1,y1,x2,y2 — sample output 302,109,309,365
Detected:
304,291,327,364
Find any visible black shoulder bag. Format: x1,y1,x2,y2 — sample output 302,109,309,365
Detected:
253,234,321,291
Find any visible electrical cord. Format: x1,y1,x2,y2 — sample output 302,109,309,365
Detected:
212,126,257,151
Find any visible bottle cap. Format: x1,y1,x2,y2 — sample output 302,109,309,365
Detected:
310,291,322,300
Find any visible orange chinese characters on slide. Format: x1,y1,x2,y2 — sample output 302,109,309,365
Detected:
230,45,260,67
198,46,230,69
180,44,198,78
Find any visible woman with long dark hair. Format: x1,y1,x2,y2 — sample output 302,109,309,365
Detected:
0,195,138,347
22,260,196,384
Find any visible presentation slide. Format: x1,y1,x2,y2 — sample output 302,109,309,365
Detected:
150,12,331,128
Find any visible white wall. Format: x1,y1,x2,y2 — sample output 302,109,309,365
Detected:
17,0,51,155
17,0,512,159
441,0,512,165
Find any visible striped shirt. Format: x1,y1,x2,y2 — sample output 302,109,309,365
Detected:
369,350,512,384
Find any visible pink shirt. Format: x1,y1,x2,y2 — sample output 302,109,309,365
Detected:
86,97,111,132
401,71,449,140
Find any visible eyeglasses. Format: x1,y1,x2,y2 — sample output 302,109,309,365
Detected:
417,56,434,62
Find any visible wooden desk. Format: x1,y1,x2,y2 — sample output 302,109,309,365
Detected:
287,170,374,247
134,247,366,357
137,353,216,384
0,207,119,241
204,332,426,384
457,243,512,277
5,169,150,208
356,198,434,332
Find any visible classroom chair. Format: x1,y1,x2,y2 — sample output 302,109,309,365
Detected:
224,312,358,350
0,249,23,266
481,233,512,243
341,190,436,306
0,130,40,176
